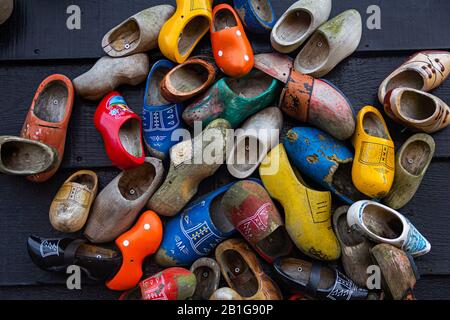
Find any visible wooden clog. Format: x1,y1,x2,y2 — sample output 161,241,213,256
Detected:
215,238,283,300
49,170,98,233
0,0,13,25
260,144,340,261
183,70,279,128
210,287,243,300
383,134,435,209
378,50,450,104
227,107,283,179
352,106,395,199
0,136,57,176
158,0,212,63
211,4,254,78
233,0,276,33
84,157,164,243
294,9,362,78
270,0,331,53
190,258,221,300
253,52,294,83
384,88,450,133
160,55,218,103
21,74,74,182
147,119,230,217
102,5,175,57
347,200,431,257
73,54,149,101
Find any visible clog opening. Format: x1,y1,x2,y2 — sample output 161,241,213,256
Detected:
222,249,258,297
330,162,367,202
213,8,238,32
402,140,432,176
399,90,437,121
336,210,366,246
385,70,424,95
362,204,403,240
118,161,156,200
210,194,235,233
363,112,389,139
34,80,68,123
192,266,216,300
275,10,311,43
119,118,143,158
178,16,210,56
76,244,122,280
250,0,273,22
169,63,209,94
1,140,52,172
279,258,334,290
107,19,140,52
230,136,264,175
255,227,292,258
225,70,272,98
295,32,329,73
147,66,171,105
71,173,96,190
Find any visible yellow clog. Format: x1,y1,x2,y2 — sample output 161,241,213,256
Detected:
352,106,395,198
259,144,340,261
158,0,212,63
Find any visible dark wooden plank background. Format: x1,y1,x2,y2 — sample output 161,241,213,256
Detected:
0,0,449,299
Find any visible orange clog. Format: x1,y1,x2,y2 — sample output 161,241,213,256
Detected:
21,74,74,182
210,4,254,78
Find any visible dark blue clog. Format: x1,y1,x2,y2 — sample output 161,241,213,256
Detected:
233,0,276,33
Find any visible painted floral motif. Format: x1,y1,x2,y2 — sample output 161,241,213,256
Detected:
106,95,132,119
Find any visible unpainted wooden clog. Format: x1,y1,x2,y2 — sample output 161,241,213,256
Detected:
215,238,283,300
73,54,149,101
190,258,221,300
352,106,395,199
84,157,164,243
210,287,243,300
270,0,331,53
260,144,340,261
378,50,450,104
0,0,13,25
233,0,276,33
294,9,362,78
21,74,74,182
102,5,175,57
347,200,431,257
49,170,98,233
158,0,212,63
384,88,450,133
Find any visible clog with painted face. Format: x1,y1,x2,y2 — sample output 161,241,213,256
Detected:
233,0,276,33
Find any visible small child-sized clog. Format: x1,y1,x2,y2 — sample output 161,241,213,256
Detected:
378,50,450,104
0,0,13,25
211,4,254,78
347,200,431,257
383,134,435,209
260,144,340,261
158,0,212,63
283,127,366,204
142,60,185,159
270,0,332,54
94,92,145,170
102,5,175,57
49,170,98,233
84,157,164,243
233,0,276,33
21,74,74,182
190,258,221,300
294,9,362,78
73,54,149,101
352,106,395,199
155,182,236,267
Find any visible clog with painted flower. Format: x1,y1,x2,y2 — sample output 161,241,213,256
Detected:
211,4,254,78
233,0,276,33
259,144,340,261
352,106,395,199
158,0,212,63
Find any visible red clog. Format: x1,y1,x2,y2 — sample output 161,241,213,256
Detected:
94,92,145,170
210,4,254,78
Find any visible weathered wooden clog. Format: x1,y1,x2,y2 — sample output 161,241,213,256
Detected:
352,106,395,199
378,50,450,103
294,9,362,78
283,127,366,204
49,170,98,233
158,0,212,63
210,287,243,300
147,119,231,217
0,0,13,25
253,52,294,83
190,258,221,300
142,60,185,159
73,54,149,101
0,136,57,176
274,257,368,300
227,107,282,179
183,70,279,128
21,74,74,182
84,157,164,243
384,88,450,133
347,200,431,257
215,238,283,300
233,0,276,33
332,206,374,287
260,144,340,261
102,5,175,57
384,134,435,209
270,0,331,53
160,55,218,103
211,4,254,78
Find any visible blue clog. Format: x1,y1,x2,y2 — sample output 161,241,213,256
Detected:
283,127,367,204
233,0,276,33
142,60,185,159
